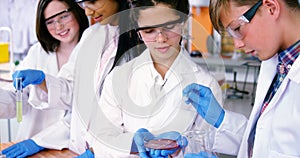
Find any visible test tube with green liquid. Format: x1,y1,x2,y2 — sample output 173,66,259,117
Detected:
16,77,22,122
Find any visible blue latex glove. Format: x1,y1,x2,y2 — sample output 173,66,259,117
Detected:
148,131,188,158
2,139,45,158
183,83,225,128
184,151,218,158
133,128,187,158
133,128,155,158
75,149,94,158
12,69,45,89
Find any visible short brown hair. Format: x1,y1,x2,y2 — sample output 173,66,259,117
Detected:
209,0,300,33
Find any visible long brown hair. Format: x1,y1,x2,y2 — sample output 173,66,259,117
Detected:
36,0,89,53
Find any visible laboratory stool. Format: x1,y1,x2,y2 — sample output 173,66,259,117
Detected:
242,61,261,105
227,71,249,99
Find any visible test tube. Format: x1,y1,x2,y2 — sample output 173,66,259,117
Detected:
15,77,22,123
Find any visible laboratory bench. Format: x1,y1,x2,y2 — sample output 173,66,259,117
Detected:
191,56,261,105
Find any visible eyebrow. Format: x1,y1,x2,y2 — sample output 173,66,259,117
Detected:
136,17,183,31
45,8,71,21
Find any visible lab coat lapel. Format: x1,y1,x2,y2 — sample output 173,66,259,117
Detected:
77,24,107,66
240,56,277,152
51,53,59,74
131,49,155,87
74,24,107,125
161,49,199,93
98,25,119,80
260,77,288,117
261,55,300,117
286,54,300,84
157,50,199,133
249,56,277,119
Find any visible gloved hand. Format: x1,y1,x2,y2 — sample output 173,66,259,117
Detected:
2,139,45,158
148,131,188,157
75,149,94,158
133,128,155,158
184,151,218,158
133,128,187,158
183,83,225,128
12,69,45,89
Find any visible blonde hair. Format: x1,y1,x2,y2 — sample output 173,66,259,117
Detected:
209,0,229,33
209,0,300,33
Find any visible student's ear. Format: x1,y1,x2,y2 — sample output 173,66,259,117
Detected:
263,0,280,18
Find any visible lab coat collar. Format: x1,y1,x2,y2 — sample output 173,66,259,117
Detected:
133,48,199,88
287,54,300,84
111,48,199,133
259,55,300,116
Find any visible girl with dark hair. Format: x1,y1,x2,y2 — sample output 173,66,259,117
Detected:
11,0,145,157
89,0,222,157
1,0,89,157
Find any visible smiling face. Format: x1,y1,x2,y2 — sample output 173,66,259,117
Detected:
44,0,80,46
220,0,282,60
137,4,183,65
81,0,119,25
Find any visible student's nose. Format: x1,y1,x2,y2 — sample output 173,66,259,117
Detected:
155,30,167,43
54,20,64,30
233,38,245,49
85,8,94,16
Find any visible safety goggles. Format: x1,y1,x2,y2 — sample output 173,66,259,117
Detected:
45,8,73,30
136,17,184,42
75,0,103,11
226,0,262,39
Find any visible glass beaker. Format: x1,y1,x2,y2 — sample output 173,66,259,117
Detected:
0,43,9,63
0,27,12,63
182,130,217,158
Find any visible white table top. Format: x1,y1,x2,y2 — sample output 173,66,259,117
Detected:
191,57,248,67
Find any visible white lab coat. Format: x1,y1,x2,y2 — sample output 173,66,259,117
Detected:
0,43,66,141
215,54,300,157
236,54,300,158
29,23,138,154
29,23,120,110
85,48,224,157
70,23,141,154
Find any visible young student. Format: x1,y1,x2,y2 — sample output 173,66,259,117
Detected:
83,0,225,157
183,0,300,157
0,0,89,157
11,0,145,157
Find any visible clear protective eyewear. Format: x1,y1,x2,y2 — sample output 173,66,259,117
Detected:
136,17,184,42
45,8,73,30
226,0,262,39
75,0,104,11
